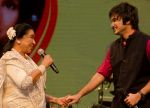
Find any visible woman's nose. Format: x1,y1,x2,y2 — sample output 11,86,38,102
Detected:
33,39,36,44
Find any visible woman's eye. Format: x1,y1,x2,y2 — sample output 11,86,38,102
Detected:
2,0,18,10
4,3,16,10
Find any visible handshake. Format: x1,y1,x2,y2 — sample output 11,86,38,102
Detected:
46,93,82,107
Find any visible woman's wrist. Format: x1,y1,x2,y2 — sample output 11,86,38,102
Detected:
38,65,46,74
53,97,58,103
46,95,57,103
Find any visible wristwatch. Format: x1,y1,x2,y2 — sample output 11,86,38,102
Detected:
138,91,145,101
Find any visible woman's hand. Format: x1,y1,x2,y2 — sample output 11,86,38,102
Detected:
46,95,69,107
41,54,53,68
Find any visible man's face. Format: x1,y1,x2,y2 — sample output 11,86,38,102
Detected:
110,15,127,36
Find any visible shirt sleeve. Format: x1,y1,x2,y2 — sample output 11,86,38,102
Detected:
97,39,150,78
6,65,33,90
146,39,150,62
97,49,112,78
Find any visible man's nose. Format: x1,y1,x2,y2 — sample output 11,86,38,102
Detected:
111,22,114,29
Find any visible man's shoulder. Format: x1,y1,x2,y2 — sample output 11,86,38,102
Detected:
138,31,150,38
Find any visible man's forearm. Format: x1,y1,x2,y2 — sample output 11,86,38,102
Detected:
77,73,105,97
140,81,150,95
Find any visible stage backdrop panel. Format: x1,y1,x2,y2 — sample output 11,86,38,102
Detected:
45,0,150,107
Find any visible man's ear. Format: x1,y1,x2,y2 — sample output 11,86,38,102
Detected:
126,20,131,25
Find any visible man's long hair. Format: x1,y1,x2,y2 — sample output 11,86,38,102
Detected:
109,2,139,30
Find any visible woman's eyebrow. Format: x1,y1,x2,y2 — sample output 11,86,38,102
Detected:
3,0,20,7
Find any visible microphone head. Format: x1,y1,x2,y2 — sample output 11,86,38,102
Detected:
37,48,45,56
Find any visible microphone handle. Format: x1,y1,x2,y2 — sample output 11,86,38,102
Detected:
50,63,59,73
40,53,59,73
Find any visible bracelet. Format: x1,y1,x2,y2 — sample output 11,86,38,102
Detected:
38,65,46,74
138,91,145,101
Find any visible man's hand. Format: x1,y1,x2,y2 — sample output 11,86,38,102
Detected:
124,92,141,107
66,94,82,105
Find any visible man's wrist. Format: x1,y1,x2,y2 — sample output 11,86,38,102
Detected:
138,91,145,101
77,93,82,99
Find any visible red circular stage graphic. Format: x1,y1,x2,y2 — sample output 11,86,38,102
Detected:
31,0,58,62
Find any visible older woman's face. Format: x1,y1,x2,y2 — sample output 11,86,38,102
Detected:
0,0,19,42
18,29,36,54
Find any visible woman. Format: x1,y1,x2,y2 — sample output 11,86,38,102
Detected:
0,23,66,108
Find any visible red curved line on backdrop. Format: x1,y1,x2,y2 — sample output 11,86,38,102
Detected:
33,0,58,63
34,0,50,43
39,0,58,50
32,0,50,62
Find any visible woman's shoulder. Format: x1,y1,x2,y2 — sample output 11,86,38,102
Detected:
1,51,25,69
1,50,17,60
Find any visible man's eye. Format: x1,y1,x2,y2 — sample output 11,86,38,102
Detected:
112,18,117,22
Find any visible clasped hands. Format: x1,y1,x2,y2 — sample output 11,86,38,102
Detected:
56,94,81,107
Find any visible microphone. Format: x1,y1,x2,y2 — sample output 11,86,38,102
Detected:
37,48,59,74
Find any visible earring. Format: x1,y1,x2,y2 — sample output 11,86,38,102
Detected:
17,40,21,44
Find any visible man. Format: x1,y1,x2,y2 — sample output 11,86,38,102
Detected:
66,2,150,108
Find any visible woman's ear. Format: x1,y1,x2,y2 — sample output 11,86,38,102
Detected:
16,39,21,44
